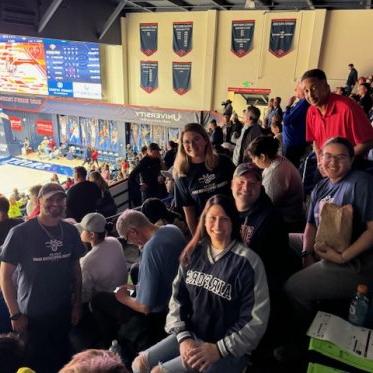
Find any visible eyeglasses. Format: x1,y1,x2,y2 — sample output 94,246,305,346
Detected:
321,153,350,162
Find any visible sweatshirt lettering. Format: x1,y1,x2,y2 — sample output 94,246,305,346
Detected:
186,270,232,300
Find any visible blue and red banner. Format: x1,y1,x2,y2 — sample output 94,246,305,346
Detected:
269,19,296,58
140,61,158,93
231,20,255,57
172,62,191,95
140,23,158,56
173,22,193,57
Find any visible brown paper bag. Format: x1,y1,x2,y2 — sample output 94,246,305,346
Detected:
315,203,353,253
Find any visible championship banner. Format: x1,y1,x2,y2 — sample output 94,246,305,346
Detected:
172,62,191,95
140,61,158,93
9,116,23,132
173,22,193,57
36,119,53,136
269,19,296,58
140,23,158,56
231,20,255,57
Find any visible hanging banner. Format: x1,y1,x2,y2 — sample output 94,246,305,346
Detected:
140,61,158,93
231,20,255,57
269,19,296,58
140,23,158,56
9,116,23,132
36,119,53,136
173,22,193,57
173,62,191,95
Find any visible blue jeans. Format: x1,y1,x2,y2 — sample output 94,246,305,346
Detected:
139,334,248,372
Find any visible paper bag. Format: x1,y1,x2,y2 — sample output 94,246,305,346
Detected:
315,203,353,253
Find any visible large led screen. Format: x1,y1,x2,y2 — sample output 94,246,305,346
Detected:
0,34,102,99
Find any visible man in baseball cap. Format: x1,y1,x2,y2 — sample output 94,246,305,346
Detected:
231,163,296,293
0,181,85,372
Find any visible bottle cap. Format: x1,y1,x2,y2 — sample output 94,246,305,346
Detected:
357,284,368,294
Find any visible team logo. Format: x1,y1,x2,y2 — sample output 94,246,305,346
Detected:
45,239,63,252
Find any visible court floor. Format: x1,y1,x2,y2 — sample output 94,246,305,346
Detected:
0,163,70,197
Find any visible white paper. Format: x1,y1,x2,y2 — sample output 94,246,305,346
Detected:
307,311,373,359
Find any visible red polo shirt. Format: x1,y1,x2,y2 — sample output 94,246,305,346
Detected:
306,93,373,149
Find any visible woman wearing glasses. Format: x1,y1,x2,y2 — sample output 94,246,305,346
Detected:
285,137,373,330
131,195,269,373
173,123,235,234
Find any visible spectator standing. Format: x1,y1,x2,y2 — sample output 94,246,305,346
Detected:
163,141,178,169
0,183,85,373
229,113,243,144
173,123,234,234
283,82,309,168
358,83,373,116
66,166,101,222
232,106,264,166
302,69,373,162
26,185,42,219
345,63,358,95
0,197,23,246
129,143,167,202
208,119,224,150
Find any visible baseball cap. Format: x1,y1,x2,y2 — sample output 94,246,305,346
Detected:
38,183,66,200
75,212,107,234
148,143,160,151
233,163,262,181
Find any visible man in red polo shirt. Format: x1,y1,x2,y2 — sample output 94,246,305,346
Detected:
301,69,373,161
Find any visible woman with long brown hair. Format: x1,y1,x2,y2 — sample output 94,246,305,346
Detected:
132,194,269,373
173,123,235,234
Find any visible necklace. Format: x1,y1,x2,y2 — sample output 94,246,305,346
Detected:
37,218,64,243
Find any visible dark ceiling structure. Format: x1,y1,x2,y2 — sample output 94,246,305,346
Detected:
0,0,370,43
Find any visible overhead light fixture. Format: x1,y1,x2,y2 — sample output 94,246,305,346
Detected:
245,0,256,9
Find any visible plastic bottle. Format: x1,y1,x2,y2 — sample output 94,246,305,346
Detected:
109,339,122,356
348,284,369,326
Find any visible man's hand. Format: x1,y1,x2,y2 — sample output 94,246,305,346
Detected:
114,285,131,305
179,339,199,366
315,243,345,264
11,314,28,334
187,342,220,372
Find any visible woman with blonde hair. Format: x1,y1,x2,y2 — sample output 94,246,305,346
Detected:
173,123,234,234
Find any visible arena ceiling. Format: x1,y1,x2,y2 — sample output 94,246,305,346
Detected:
0,0,370,43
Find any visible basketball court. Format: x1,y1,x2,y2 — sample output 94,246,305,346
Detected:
0,152,82,196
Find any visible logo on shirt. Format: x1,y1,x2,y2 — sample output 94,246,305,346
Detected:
46,239,63,252
240,224,255,246
198,173,216,185
185,270,232,300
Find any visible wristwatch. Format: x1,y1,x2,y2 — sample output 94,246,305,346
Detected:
10,312,22,321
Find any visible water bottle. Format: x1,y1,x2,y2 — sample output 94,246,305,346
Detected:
109,339,122,356
348,284,369,326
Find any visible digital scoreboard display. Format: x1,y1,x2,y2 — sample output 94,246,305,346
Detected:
0,34,102,99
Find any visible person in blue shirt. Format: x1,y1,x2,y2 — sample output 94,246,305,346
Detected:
283,82,310,168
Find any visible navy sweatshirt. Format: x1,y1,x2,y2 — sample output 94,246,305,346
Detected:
166,240,270,358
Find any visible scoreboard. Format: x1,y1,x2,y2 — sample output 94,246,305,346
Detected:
0,34,102,99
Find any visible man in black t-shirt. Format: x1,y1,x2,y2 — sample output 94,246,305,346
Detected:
66,166,101,222
129,143,166,203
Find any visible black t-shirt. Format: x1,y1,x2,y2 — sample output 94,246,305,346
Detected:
175,155,234,215
0,218,23,246
66,181,101,222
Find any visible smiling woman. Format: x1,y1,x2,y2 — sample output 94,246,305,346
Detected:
173,123,235,234
132,194,270,373
285,136,373,331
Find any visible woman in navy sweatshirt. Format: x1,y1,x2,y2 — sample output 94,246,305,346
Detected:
132,194,270,373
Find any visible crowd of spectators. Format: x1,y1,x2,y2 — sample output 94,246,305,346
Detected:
1,66,373,373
